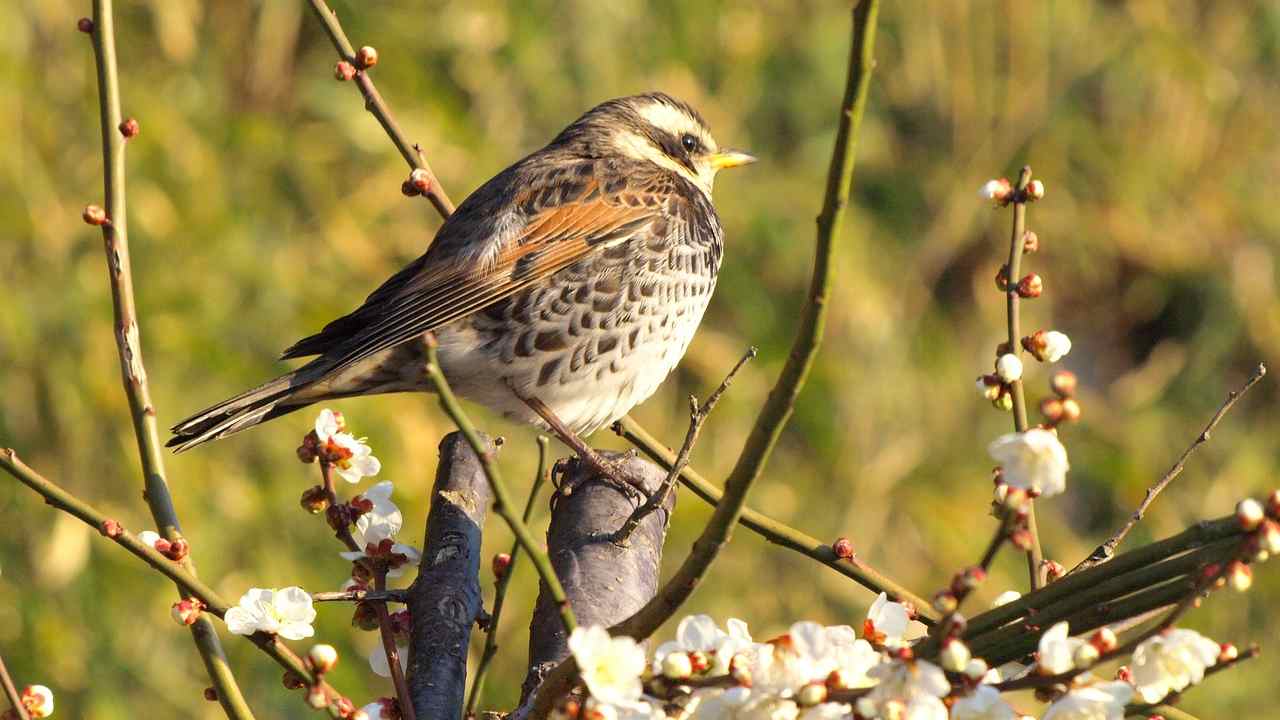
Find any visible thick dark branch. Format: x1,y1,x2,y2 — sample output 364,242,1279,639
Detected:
1074,362,1267,572
86,2,249,715
519,453,674,711
406,432,494,720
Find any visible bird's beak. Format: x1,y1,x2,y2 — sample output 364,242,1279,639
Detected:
709,149,757,171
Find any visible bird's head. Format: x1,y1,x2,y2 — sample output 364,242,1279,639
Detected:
553,92,756,195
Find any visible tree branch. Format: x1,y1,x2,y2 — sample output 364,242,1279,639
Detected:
1074,362,1267,572
85,2,251,716
528,3,882,714
406,432,495,720
304,0,454,218
0,652,29,720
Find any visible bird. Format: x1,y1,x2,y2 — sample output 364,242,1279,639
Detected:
168,92,755,456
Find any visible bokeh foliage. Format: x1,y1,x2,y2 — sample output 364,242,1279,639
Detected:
2,1,1278,717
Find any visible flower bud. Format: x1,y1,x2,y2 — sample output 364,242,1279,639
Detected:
661,652,693,680
83,204,108,225
1260,520,1280,555
401,179,421,197
1115,665,1133,683
356,46,379,69
932,590,958,615
1266,489,1280,518
797,683,828,707
100,519,124,538
1073,643,1100,669
1227,560,1252,592
297,431,320,463
1219,642,1239,662
307,686,329,709
171,597,205,626
1058,398,1081,423
964,657,989,681
1009,528,1033,550
350,711,370,720
981,178,1013,206
331,697,356,718
940,639,972,672
300,485,331,514
1237,498,1265,531
1002,486,1029,511
352,601,381,631
826,668,853,690
309,643,339,673
832,536,855,560
1090,627,1117,653
1041,560,1065,582
77,17,94,33
976,375,1002,402
1025,180,1045,201
166,538,191,561
334,60,356,81
1023,330,1072,363
992,391,1013,412
492,552,513,579
952,566,986,594
204,687,219,701
21,685,54,718
1050,370,1077,398
118,117,140,139
1040,397,1065,424
409,168,431,193
1016,273,1043,299
995,264,1011,291
996,354,1023,383
1022,230,1039,254
282,671,306,690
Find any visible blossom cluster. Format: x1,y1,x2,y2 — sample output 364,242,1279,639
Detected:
558,600,1230,720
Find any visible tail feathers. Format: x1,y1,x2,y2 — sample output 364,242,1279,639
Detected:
167,371,319,452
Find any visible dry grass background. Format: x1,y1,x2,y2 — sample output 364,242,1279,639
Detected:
2,1,1278,716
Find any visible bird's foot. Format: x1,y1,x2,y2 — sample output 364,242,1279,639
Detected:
551,450,647,507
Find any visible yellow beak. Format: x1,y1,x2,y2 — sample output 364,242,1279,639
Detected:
709,149,757,171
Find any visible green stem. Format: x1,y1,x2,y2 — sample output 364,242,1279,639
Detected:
466,436,551,716
423,344,578,637
87,2,252,716
529,3,882,714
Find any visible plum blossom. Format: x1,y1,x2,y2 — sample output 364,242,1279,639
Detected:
358,698,397,720
1129,628,1220,703
688,686,796,720
224,586,316,640
1036,621,1084,675
654,614,754,675
995,354,1023,383
864,592,928,648
1040,331,1072,363
988,429,1069,497
369,641,408,678
950,684,1015,720
1041,681,1132,720
351,481,403,547
864,658,949,719
569,625,648,708
314,408,381,483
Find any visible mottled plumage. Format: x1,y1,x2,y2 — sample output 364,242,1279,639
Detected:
168,93,753,451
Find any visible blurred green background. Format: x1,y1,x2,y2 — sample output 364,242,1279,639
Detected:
3,1,1278,717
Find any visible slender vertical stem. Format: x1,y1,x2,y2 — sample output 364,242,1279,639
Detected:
86,2,252,716
373,572,416,720
466,437,551,716
0,653,29,720
1002,166,1044,590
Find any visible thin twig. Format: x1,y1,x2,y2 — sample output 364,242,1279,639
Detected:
613,417,935,620
467,436,552,716
0,450,344,708
528,4,882,714
613,347,757,544
304,0,454,218
1000,165,1045,591
372,572,416,720
422,339,578,638
85,2,251,716
0,653,29,720
1074,362,1267,573
310,589,407,603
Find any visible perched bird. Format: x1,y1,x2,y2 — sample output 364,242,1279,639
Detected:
168,92,754,453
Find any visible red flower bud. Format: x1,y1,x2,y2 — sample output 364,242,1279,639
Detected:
334,60,356,81
356,46,379,69
1016,273,1043,298
1050,370,1077,398
100,519,123,538
1022,230,1039,254
832,537,855,560
118,117,140,139
83,204,108,226
77,17,94,33
492,552,513,579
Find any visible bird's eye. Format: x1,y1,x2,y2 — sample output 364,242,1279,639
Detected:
681,133,698,153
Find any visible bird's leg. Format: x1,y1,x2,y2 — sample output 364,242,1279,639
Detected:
515,393,645,502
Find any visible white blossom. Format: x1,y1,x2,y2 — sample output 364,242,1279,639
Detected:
980,179,1012,203
950,684,1014,720
1130,628,1220,704
351,481,404,547
1041,681,1132,720
865,658,949,719
21,685,54,718
655,615,754,675
866,592,928,648
340,541,422,580
358,698,396,720
224,587,316,640
569,625,647,707
995,354,1023,383
688,686,796,720
315,408,381,483
1041,332,1072,363
1036,621,1084,675
988,429,1069,497
138,530,162,549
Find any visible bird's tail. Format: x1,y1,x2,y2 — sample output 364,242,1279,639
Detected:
167,367,325,452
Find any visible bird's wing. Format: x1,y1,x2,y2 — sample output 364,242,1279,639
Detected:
301,177,663,374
